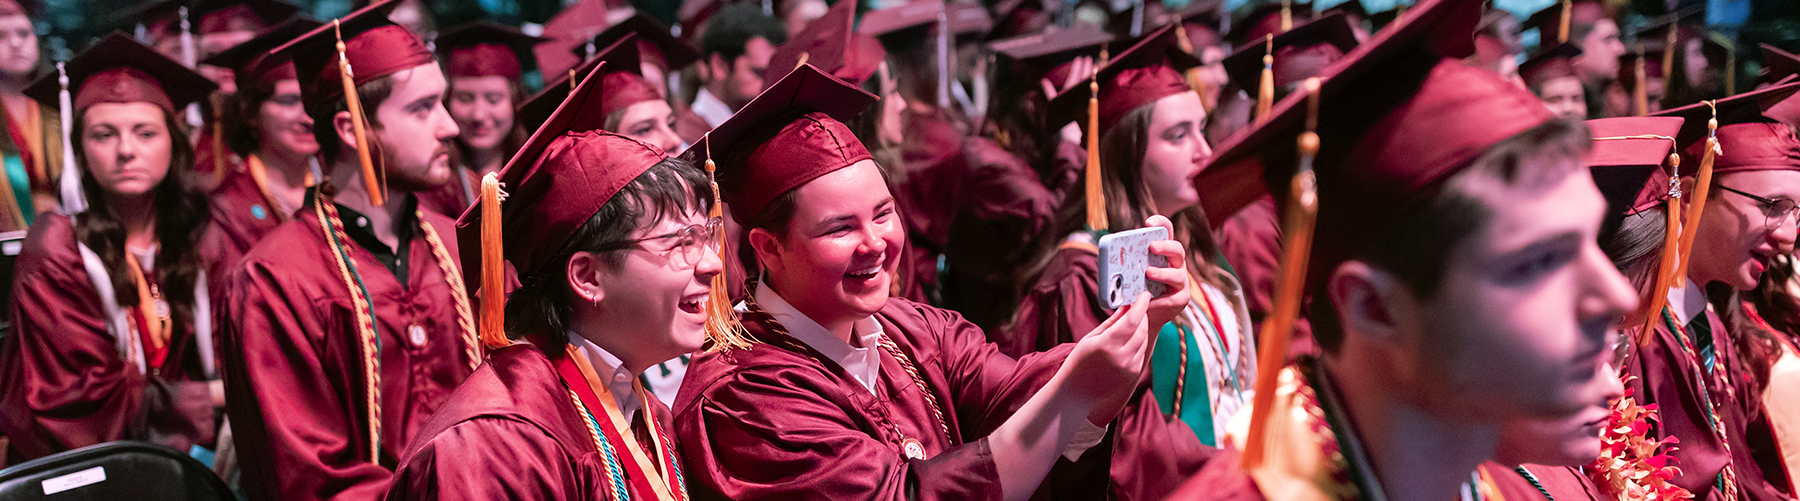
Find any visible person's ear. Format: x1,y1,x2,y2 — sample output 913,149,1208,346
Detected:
707,53,730,82
333,109,357,158
566,251,609,305
746,227,785,277
1327,260,1410,348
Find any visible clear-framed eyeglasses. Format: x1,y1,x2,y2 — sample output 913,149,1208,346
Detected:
1719,185,1800,232
607,217,723,269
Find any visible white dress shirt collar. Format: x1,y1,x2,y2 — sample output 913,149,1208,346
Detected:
690,88,734,129
751,281,885,394
567,332,642,422
1668,277,1708,326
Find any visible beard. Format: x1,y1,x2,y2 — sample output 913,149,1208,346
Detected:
369,133,454,193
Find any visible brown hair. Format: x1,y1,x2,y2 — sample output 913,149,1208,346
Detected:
307,76,395,164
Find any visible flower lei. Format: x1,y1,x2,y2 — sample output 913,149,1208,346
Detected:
1589,375,1693,500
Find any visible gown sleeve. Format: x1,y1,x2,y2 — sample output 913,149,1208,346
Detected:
221,259,394,501
385,418,599,501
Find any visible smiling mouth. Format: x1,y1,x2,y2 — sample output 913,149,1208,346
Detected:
846,264,881,280
678,292,707,315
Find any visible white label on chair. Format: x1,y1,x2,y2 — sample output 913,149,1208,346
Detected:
40,466,105,495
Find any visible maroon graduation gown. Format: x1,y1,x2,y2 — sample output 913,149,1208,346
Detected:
1213,196,1316,358
219,200,477,501
209,169,287,274
674,297,1070,500
1003,246,1104,358
1628,307,1793,501
0,213,216,463
891,109,971,303
414,169,478,221
1482,463,1604,501
386,343,674,501
940,137,1055,334
1042,140,1084,206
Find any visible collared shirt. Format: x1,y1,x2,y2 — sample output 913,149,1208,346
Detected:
751,281,886,394
690,88,735,129
568,331,643,422
335,194,419,283
1668,277,1708,326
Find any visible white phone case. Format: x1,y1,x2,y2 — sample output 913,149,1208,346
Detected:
1095,226,1170,310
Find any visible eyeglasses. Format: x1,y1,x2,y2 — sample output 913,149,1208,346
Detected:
604,217,723,269
1720,185,1800,231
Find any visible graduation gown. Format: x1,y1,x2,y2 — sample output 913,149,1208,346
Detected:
1628,307,1793,501
208,169,288,275
414,168,480,221
0,98,59,231
1481,463,1604,501
386,343,674,501
890,108,971,304
939,136,1055,334
0,213,216,463
219,198,477,501
674,297,1072,500
1213,196,1316,358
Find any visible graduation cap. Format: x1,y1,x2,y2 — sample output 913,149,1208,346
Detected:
436,21,550,80
949,2,995,38
1617,43,1665,115
201,17,322,89
1321,0,1366,19
680,63,878,227
1194,0,1536,470
1519,43,1582,89
0,0,34,17
988,24,1114,92
1586,116,1684,337
536,0,615,77
1045,23,1200,231
573,14,703,74
763,0,887,88
1653,79,1800,153
1227,1,1315,47
24,33,217,214
1762,44,1800,86
518,34,659,135
1221,12,1358,112
861,1,961,109
116,0,300,38
266,0,433,206
987,0,1054,41
1523,0,1607,46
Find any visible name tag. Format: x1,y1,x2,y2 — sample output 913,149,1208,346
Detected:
41,466,106,495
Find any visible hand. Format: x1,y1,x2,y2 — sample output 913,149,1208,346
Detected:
1066,292,1153,425
1143,215,1191,329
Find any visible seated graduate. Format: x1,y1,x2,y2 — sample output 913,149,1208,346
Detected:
0,34,222,462
386,57,714,500
673,63,1190,500
1167,0,1640,498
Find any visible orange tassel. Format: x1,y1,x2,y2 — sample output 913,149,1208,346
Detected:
211,92,227,187
1084,77,1107,232
702,141,751,351
1243,77,1323,469
337,20,383,206
1633,48,1649,117
1674,107,1720,280
1173,17,1212,113
1634,152,1683,345
1279,0,1292,32
1255,35,1275,125
477,173,510,349
1557,0,1571,44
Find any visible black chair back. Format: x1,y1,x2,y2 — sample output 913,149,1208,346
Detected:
0,441,232,500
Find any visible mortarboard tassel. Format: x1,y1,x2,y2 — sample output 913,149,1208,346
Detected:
1722,36,1736,94
1243,77,1323,469
1633,47,1649,117
1084,57,1107,232
1635,146,1682,345
1279,0,1292,33
936,6,952,110
56,62,84,214
477,173,510,349
212,93,228,187
1557,0,1571,44
702,138,752,351
1255,35,1275,125
1673,102,1720,281
1174,16,1212,113
179,7,204,134
336,20,385,206
1662,27,1677,106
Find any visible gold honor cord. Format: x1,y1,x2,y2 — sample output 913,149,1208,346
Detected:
1634,45,1650,117
478,173,510,349
1244,77,1322,469
336,20,384,206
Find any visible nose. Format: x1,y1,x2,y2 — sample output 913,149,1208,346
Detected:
1771,213,1798,254
696,241,725,282
857,222,888,257
433,103,461,140
1596,361,1624,402
1579,244,1640,329
1194,134,1213,163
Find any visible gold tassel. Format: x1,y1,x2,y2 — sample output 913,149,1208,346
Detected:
1633,46,1649,117
478,173,510,349
1255,35,1275,125
1279,0,1292,32
1674,103,1720,280
796,51,810,71
1557,0,1571,44
211,92,227,187
702,138,752,351
1084,74,1107,232
1662,27,1678,105
337,20,383,206
1634,150,1683,346
1725,43,1737,94
1244,77,1322,469
1173,16,1212,113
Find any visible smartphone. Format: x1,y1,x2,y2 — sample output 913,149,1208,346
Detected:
1095,226,1170,310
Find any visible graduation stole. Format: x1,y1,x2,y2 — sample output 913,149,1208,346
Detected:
549,343,688,501
1661,308,1741,500
120,251,170,363
312,189,481,463
246,154,315,225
